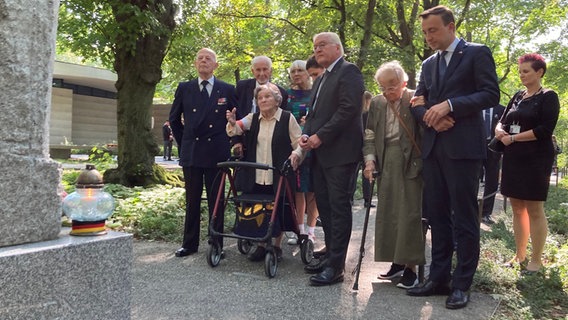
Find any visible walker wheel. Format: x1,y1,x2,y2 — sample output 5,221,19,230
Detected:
207,243,222,267
237,239,253,254
264,251,278,278
300,238,314,264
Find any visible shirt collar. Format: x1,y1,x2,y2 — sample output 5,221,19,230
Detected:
198,76,214,86
440,38,460,55
258,107,283,121
326,56,342,73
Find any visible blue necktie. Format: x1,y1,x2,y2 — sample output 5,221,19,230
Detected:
438,51,447,82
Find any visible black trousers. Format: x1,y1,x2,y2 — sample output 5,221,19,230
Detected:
312,158,358,270
163,140,173,159
181,166,224,250
482,144,502,217
423,142,481,291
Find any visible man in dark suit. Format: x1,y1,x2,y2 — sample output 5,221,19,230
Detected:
294,32,365,286
162,120,173,161
235,55,288,115
406,6,499,309
481,104,506,224
169,48,238,257
233,56,288,156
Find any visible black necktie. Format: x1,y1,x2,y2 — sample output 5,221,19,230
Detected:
201,80,209,99
312,71,327,110
438,51,448,82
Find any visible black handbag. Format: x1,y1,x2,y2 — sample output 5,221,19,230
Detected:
487,137,505,154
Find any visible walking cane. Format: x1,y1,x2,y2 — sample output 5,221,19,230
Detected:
352,171,379,291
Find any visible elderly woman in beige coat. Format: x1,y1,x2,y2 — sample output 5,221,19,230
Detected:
363,61,425,289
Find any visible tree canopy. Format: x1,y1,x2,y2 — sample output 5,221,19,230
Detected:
57,0,568,185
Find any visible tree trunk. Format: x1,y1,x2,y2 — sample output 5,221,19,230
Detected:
356,0,377,69
104,0,177,186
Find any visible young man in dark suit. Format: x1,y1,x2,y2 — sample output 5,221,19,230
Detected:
293,32,365,286
407,6,500,309
169,48,238,257
481,104,506,224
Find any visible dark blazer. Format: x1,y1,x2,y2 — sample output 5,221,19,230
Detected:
411,39,500,159
303,58,365,168
169,78,238,168
235,78,289,117
162,123,172,141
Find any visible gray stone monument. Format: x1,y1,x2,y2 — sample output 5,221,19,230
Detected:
0,1,132,319
0,0,61,247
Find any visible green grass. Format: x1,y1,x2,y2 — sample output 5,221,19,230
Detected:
475,179,568,319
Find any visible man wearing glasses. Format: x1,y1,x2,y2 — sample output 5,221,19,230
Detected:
292,32,365,286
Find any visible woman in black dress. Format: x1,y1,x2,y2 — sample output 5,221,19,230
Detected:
496,53,560,274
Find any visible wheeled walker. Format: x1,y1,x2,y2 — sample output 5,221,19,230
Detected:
207,160,314,278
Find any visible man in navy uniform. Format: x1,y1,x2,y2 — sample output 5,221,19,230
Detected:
169,48,238,257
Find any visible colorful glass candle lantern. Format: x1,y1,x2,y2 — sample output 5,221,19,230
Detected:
62,165,115,236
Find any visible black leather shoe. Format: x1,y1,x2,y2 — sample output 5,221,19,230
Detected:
312,248,327,259
175,247,197,257
309,267,344,286
445,289,470,309
304,259,327,274
406,280,451,296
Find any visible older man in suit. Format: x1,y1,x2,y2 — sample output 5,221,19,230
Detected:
406,6,499,309
169,48,238,257
233,56,288,156
293,32,365,286
235,56,288,115
481,104,506,224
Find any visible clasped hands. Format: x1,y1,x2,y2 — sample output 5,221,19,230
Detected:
289,133,322,171
410,96,455,132
494,126,513,146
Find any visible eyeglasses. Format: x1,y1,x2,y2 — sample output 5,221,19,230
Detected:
313,42,331,51
378,84,400,93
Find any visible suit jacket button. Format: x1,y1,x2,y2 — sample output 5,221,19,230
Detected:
207,138,211,142
215,109,219,113
196,137,199,141
193,108,197,112
209,124,213,128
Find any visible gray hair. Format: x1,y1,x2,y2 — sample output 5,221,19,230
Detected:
251,56,272,69
254,83,282,106
374,60,408,84
288,60,307,75
313,32,344,56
